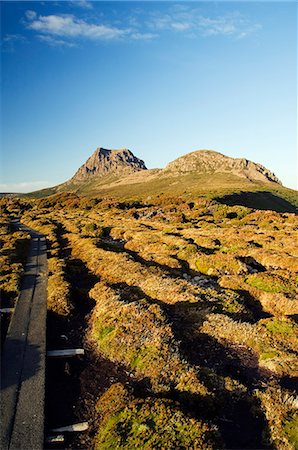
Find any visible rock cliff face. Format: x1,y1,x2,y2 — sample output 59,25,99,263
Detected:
165,150,281,184
71,148,147,181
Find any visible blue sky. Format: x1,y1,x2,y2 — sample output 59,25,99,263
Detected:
1,1,297,192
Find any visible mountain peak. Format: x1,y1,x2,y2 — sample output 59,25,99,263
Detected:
165,149,281,184
71,147,147,181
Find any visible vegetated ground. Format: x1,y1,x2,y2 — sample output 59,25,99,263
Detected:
1,191,297,450
0,219,30,346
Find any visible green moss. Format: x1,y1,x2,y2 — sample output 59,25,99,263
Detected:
167,244,180,251
95,397,220,449
245,273,295,293
95,414,121,449
283,411,298,449
196,254,240,276
130,346,159,371
259,351,278,361
221,299,243,314
219,245,241,254
266,319,295,335
195,259,212,275
130,353,144,370
213,296,245,315
97,325,115,340
177,244,197,260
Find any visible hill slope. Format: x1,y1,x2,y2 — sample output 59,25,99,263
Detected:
29,148,297,213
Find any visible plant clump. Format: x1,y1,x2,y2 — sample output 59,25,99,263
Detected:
0,219,30,303
95,383,220,450
89,282,208,396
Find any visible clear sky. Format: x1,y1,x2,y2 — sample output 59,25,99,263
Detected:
1,1,297,192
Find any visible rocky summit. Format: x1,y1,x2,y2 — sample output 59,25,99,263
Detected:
165,150,281,184
71,147,147,181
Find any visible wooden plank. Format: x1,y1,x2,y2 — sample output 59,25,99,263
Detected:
50,422,89,433
0,308,14,314
45,435,65,444
47,348,85,358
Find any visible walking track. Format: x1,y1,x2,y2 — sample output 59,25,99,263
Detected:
1,221,47,450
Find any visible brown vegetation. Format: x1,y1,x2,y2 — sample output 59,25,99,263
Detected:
2,192,297,449
0,218,30,305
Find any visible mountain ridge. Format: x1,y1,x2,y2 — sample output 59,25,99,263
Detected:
65,147,282,188
27,147,296,206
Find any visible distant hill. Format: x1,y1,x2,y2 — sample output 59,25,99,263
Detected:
28,147,297,213
0,193,21,198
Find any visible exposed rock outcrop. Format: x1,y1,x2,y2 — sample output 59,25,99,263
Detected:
165,150,281,184
71,148,147,181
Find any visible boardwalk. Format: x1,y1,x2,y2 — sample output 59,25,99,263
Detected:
1,222,47,450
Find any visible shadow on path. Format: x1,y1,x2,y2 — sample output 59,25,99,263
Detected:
1,339,41,391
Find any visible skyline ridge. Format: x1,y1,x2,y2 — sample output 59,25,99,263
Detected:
1,1,296,192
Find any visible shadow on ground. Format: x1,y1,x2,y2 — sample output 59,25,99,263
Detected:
215,191,297,214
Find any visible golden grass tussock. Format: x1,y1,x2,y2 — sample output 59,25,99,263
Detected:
89,282,208,396
259,292,298,317
0,220,30,302
256,385,298,450
47,257,72,315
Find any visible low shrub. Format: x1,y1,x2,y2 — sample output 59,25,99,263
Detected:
95,384,220,450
